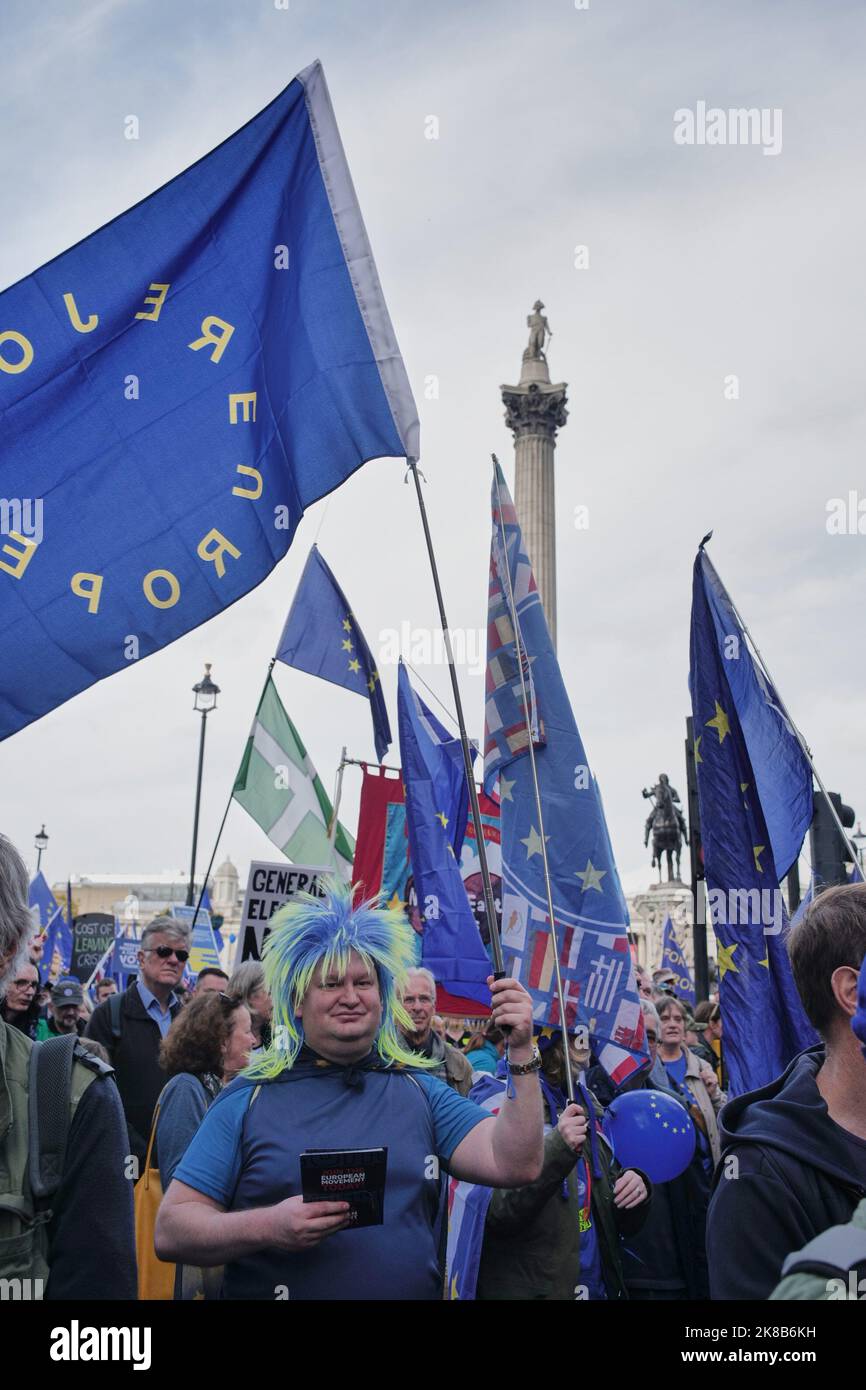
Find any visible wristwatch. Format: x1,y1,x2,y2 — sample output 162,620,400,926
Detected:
508,1044,542,1076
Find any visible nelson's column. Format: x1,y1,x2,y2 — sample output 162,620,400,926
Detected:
501,301,568,648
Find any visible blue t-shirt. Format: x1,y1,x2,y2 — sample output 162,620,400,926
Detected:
174,1063,486,1300
663,1053,688,1088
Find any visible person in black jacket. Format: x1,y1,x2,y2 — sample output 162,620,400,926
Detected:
707,883,866,1300
86,915,187,1167
589,999,710,1300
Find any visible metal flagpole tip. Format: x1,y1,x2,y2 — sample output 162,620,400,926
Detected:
698,529,714,550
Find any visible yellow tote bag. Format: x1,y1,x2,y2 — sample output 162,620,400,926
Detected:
134,1101,176,1300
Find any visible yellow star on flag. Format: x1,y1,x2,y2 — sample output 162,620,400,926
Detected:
367,671,380,693
342,617,352,632
521,825,548,859
694,735,703,765
576,859,607,893
341,638,353,652
717,941,739,979
753,845,766,874
436,811,448,829
706,701,730,744
499,774,515,802
758,954,769,969
348,658,361,674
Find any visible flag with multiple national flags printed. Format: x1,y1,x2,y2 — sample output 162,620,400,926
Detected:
276,545,391,763
232,674,354,875
689,544,817,1094
484,462,646,1087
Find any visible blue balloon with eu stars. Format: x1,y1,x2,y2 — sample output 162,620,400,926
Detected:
602,1089,696,1183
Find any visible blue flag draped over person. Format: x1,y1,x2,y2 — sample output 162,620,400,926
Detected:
660,915,696,1008
29,871,72,980
397,660,490,1007
484,462,646,1087
697,548,812,880
689,543,817,1094
277,545,391,762
0,61,418,741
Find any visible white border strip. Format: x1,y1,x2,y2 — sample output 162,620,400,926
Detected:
299,60,420,463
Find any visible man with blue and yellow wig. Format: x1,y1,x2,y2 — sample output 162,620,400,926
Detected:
156,878,542,1299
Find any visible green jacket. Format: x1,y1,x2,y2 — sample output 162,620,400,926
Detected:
0,1022,95,1290
476,1100,651,1301
770,1198,866,1300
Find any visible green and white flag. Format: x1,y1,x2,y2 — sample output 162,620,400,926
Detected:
233,676,354,874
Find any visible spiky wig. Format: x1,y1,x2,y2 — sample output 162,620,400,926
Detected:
243,876,437,1079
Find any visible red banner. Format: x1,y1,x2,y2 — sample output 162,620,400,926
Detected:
352,764,405,904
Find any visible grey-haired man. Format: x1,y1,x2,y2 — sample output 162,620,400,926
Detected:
399,967,474,1096
87,915,189,1166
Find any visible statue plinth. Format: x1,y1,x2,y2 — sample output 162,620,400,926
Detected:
628,879,715,974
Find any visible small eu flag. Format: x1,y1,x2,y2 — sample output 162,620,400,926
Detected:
276,546,391,763
398,661,490,1007
660,916,696,1008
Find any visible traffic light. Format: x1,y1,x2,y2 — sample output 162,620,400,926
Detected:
809,791,856,888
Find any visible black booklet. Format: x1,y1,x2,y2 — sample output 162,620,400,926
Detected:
299,1147,388,1228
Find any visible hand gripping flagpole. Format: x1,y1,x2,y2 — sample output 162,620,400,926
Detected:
406,459,506,980
491,455,576,1104
700,535,862,871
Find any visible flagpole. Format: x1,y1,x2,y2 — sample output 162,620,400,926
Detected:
328,745,348,843
701,540,861,869
491,455,576,1103
191,657,276,929
406,459,505,978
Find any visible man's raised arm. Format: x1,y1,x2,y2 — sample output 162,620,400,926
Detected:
447,975,544,1187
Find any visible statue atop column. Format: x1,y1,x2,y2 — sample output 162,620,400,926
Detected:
523,300,551,362
642,773,688,882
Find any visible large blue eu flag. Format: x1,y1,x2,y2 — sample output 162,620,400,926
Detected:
0,61,418,740
276,545,391,762
397,661,490,1008
690,545,817,1094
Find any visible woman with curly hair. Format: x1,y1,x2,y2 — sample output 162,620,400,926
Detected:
157,992,255,1192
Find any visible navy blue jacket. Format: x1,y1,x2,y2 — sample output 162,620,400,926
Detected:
707,1046,866,1300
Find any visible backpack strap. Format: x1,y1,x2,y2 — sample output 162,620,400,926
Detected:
107,990,124,1042
781,1223,866,1280
27,1033,78,1203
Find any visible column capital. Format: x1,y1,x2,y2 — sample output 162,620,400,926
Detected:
500,380,568,439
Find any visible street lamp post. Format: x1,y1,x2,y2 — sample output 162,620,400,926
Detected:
187,664,220,908
34,825,48,875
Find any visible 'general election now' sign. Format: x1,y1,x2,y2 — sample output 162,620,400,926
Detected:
240,862,329,962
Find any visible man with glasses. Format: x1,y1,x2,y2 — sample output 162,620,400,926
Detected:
0,958,42,1039
398,967,474,1095
87,916,190,1168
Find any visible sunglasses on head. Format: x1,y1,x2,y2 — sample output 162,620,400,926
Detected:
147,945,189,962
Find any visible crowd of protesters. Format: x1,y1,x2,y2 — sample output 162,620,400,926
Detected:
2,827,866,1302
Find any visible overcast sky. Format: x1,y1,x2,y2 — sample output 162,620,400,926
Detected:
2,0,865,901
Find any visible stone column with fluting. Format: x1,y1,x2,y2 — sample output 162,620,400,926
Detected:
500,314,568,649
